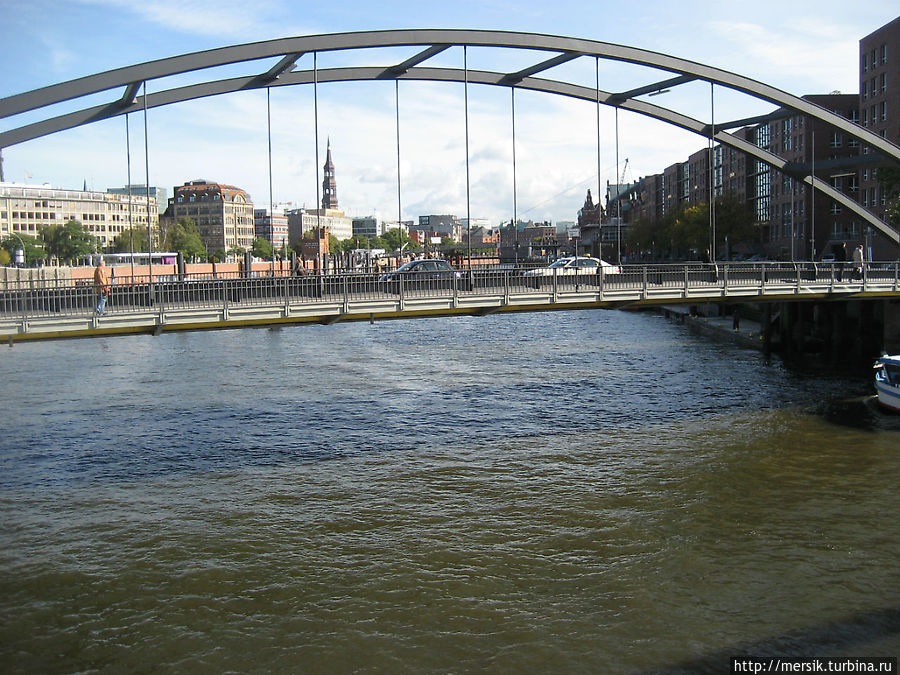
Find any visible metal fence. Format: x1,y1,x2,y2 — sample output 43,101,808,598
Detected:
2,262,899,322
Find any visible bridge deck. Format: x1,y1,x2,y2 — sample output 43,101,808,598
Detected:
2,263,898,343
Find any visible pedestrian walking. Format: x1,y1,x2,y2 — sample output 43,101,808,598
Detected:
852,244,864,280
93,258,111,315
835,242,847,281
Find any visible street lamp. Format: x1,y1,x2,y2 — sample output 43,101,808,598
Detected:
7,232,26,267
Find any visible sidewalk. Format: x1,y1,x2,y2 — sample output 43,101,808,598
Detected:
661,305,765,351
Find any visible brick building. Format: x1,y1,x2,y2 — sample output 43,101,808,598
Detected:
604,17,899,262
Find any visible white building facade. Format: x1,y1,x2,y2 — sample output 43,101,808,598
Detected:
0,182,159,249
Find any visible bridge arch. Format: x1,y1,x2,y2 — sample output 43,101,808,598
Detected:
2,28,898,243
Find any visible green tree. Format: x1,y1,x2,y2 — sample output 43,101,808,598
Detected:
251,236,273,260
714,192,758,252
40,220,96,264
668,204,708,256
112,227,149,253
625,218,658,254
210,248,226,262
878,165,900,229
166,218,207,260
381,227,411,252
351,235,372,250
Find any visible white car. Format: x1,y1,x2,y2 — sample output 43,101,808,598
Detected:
522,256,620,284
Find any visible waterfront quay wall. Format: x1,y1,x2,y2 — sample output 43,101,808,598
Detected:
669,299,900,363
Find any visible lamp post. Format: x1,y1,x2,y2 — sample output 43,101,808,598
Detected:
8,232,26,267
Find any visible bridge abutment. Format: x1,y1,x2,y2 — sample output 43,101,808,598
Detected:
684,298,898,365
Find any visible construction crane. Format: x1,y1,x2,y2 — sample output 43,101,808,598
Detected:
618,158,629,192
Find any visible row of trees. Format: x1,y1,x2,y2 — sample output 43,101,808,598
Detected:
625,166,900,261
625,193,758,260
1,217,427,266
1,221,96,266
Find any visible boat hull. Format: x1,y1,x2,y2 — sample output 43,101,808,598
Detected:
875,378,900,412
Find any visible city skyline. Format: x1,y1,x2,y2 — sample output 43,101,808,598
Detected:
1,1,897,226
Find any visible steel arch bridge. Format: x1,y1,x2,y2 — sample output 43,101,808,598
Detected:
2,28,899,243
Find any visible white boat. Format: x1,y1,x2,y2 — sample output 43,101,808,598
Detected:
874,355,900,412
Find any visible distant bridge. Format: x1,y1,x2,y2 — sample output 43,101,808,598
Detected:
3,263,899,343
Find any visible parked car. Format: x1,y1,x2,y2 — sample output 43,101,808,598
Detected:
379,258,472,292
522,256,619,288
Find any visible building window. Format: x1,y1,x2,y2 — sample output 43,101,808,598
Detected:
830,132,842,147
881,73,887,94
881,101,887,122
881,44,887,65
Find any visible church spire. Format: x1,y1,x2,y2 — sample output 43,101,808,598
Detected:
321,138,338,210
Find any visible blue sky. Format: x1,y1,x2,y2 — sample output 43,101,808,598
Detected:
1,0,897,226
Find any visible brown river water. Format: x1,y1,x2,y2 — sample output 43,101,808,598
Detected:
1,309,898,673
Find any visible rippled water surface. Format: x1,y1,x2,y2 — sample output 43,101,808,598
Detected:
2,310,898,673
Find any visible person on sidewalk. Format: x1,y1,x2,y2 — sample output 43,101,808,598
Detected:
852,244,864,281
93,258,111,315
835,242,847,282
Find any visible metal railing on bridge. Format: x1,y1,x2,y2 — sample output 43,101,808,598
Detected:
1,262,899,337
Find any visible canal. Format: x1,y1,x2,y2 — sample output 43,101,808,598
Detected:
1,309,898,672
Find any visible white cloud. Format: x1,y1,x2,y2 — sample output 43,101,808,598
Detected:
706,20,858,93
75,0,312,40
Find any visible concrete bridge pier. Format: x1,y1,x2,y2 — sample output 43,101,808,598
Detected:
882,300,900,353
768,299,895,366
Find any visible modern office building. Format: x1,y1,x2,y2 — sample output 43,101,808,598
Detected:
419,215,462,242
167,179,255,257
0,181,159,250
106,185,167,214
352,215,378,239
254,207,289,251
286,208,353,245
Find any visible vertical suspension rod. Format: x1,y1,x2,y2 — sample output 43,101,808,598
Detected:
511,87,517,235
596,57,603,261
395,79,402,251
267,86,274,260
464,46,471,267
615,107,621,265
314,53,321,239
709,81,716,263
126,113,134,280
143,82,152,284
